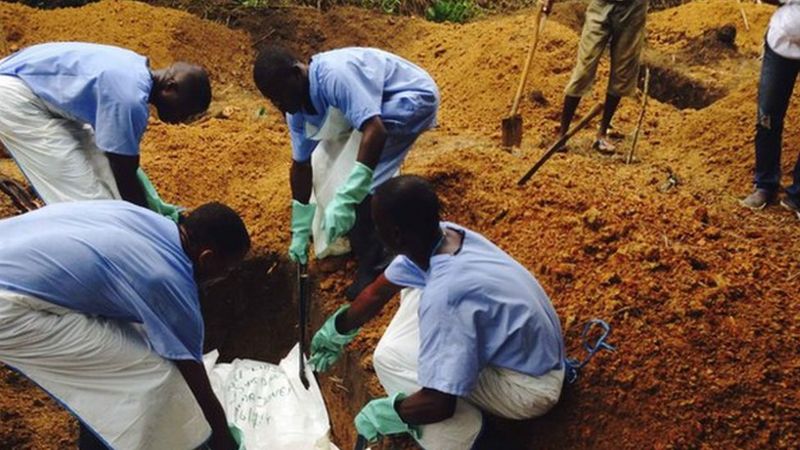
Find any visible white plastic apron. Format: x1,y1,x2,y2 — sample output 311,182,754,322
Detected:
0,290,210,450
308,107,362,259
0,75,121,204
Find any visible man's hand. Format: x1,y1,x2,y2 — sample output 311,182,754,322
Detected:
308,305,360,372
323,162,373,243
175,360,237,450
136,168,183,222
289,200,316,264
355,393,420,442
106,153,147,208
309,276,402,371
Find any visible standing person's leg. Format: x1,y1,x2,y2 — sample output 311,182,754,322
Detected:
600,0,647,153
745,44,798,210
0,76,120,204
372,289,484,450
560,0,614,142
778,59,800,216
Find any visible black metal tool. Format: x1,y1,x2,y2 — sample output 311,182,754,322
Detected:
297,263,310,390
353,434,368,450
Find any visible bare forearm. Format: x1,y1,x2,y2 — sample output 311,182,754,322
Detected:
106,153,147,208
176,360,235,450
290,160,313,203
356,116,387,170
337,274,400,332
118,178,148,207
396,388,457,425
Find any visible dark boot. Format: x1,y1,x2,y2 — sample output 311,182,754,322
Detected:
345,194,393,300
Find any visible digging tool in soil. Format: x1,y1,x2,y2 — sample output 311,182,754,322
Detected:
518,103,603,186
627,67,651,164
501,0,553,148
297,263,311,390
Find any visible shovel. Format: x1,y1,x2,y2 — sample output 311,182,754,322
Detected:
501,0,554,148
297,263,310,390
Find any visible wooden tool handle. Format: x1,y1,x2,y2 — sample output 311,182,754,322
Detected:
509,1,547,116
517,103,604,186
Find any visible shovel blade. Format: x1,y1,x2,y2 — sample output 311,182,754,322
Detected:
501,115,523,148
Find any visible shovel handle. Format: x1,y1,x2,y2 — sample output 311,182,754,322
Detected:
509,0,549,116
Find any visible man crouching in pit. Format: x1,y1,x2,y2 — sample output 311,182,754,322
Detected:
0,201,249,450
308,175,566,449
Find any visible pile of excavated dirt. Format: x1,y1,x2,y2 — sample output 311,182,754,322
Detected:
1,0,799,448
0,0,253,87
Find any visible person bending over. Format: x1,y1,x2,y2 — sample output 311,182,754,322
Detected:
253,46,440,299
0,200,249,449
0,42,211,220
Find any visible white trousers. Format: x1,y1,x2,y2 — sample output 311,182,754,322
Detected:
0,290,210,450
0,75,120,204
373,289,564,450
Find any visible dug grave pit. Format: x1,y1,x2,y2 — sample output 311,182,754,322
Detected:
200,254,375,449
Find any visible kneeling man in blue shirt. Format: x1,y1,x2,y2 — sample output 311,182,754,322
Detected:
309,175,566,449
0,201,249,450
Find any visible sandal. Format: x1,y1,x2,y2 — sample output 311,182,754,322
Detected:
592,138,617,155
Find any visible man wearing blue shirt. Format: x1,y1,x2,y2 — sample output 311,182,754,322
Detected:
308,176,566,449
0,42,212,220
253,47,440,299
0,201,250,450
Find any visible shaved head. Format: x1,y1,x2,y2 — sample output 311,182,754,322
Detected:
373,175,442,253
151,62,211,123
252,47,308,114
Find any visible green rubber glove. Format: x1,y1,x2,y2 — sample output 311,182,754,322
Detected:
308,305,360,372
323,162,374,244
136,168,182,223
355,392,420,442
289,200,316,265
229,424,246,450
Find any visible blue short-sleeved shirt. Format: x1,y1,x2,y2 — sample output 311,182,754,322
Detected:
287,47,440,164
0,42,153,156
0,201,203,362
385,222,565,397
